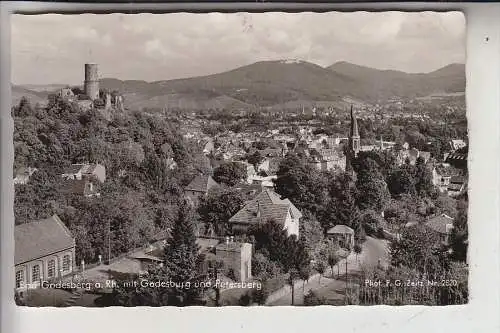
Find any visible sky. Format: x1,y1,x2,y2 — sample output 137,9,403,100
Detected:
11,11,466,85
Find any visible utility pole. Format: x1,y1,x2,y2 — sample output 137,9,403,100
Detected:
213,264,220,307
108,218,111,265
345,255,348,305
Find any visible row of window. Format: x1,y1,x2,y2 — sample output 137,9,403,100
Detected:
15,255,72,289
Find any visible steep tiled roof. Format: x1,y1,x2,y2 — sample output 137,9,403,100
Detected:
229,189,302,226
185,174,218,193
327,225,354,235
63,164,84,175
425,214,454,234
15,215,75,265
62,179,98,196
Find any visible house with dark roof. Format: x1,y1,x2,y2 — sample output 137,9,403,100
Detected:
228,189,302,237
425,214,454,245
184,174,219,206
61,163,106,183
448,176,467,197
62,179,101,197
327,225,355,250
445,151,467,169
15,215,76,291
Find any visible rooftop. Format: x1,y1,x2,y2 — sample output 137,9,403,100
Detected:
229,189,302,226
425,214,454,234
15,215,75,265
185,174,218,193
327,225,355,235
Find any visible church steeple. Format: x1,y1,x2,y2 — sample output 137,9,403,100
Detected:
349,105,360,157
345,105,360,175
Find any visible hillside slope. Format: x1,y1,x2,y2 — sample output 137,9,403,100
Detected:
14,61,466,111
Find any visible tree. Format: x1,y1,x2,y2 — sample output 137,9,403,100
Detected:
249,220,291,268
282,236,310,306
315,260,326,285
246,150,263,169
274,154,328,219
387,166,416,197
327,252,340,278
299,211,324,254
390,224,449,276
414,157,434,197
324,171,359,231
356,158,390,213
252,252,282,280
162,198,203,305
197,187,245,236
304,290,327,306
353,243,362,262
299,264,311,293
212,162,247,186
449,199,468,262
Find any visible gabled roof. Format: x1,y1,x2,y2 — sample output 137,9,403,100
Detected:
62,179,98,196
63,164,84,175
62,163,104,175
425,214,454,234
15,215,75,265
327,225,355,235
229,189,302,226
185,174,218,193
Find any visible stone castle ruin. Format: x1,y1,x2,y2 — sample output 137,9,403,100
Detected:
57,63,124,113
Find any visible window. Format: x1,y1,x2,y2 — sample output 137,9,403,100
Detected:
16,270,24,289
32,265,40,282
62,255,71,272
48,259,56,278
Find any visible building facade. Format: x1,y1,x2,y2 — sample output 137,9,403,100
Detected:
15,215,76,292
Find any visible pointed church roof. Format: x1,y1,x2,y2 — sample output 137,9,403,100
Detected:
350,105,359,138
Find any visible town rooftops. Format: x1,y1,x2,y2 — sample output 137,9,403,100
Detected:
229,189,302,227
327,225,355,235
185,174,218,193
425,214,454,234
15,215,75,265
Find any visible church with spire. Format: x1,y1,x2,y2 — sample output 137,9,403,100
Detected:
346,105,360,174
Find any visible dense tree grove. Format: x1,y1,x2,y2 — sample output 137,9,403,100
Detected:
13,96,208,265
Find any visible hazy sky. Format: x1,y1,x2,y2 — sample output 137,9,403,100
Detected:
11,11,465,85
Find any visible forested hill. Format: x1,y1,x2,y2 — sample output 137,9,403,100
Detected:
13,97,211,263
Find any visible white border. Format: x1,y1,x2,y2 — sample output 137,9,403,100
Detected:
1,2,499,333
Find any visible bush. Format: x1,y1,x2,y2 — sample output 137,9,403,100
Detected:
252,252,282,280
226,268,236,281
304,290,326,306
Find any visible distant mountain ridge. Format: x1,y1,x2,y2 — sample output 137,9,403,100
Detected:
12,60,465,110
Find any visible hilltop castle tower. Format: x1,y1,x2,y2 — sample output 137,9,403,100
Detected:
84,63,99,101
345,105,360,174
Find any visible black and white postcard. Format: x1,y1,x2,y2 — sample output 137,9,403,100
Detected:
11,11,468,307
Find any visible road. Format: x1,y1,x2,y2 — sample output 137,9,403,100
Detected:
267,236,389,306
